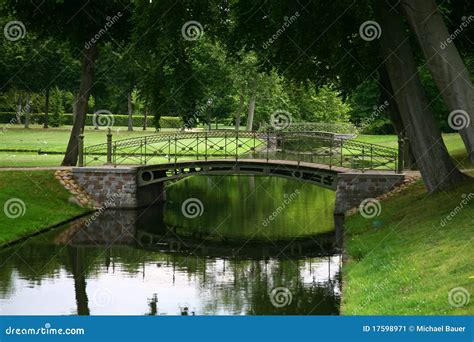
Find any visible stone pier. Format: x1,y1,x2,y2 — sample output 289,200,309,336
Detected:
72,167,166,209
334,172,405,214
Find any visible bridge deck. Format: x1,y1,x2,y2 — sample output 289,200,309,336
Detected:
77,158,401,176
139,158,353,173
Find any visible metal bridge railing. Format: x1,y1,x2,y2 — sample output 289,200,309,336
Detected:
81,130,402,173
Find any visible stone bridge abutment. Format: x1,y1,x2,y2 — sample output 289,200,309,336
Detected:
72,167,165,209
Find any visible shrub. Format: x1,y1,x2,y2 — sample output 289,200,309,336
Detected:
159,116,182,128
0,112,17,123
259,121,359,134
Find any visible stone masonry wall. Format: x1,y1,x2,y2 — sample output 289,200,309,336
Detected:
72,167,141,208
334,172,405,214
72,166,166,209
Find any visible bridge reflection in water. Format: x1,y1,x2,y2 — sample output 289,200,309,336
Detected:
45,205,341,315
57,208,339,259
0,176,341,315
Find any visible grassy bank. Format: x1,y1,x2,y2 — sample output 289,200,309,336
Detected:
342,178,474,315
0,171,91,246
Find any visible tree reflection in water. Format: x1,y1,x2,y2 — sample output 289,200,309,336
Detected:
0,176,340,315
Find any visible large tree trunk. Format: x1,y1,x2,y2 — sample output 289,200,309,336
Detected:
378,65,417,169
143,109,148,130
143,95,148,130
93,93,99,130
127,88,133,131
23,92,31,129
374,0,468,192
72,93,78,125
62,45,98,166
235,88,244,131
401,0,474,164
43,87,50,129
246,92,256,131
15,93,22,125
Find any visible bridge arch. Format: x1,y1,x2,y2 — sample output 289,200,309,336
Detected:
136,159,346,190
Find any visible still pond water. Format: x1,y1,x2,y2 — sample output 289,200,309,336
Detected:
0,176,341,315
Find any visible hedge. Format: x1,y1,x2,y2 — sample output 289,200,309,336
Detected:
259,121,359,134
0,112,183,128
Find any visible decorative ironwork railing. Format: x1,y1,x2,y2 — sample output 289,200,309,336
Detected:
82,130,400,172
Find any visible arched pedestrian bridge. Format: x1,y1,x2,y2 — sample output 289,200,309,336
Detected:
73,130,406,217
81,130,401,173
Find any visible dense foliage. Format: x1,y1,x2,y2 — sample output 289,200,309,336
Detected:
0,0,473,134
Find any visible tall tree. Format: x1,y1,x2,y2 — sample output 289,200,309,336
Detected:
374,0,468,191
400,0,474,163
378,65,417,168
229,0,468,191
7,0,132,165
132,0,231,128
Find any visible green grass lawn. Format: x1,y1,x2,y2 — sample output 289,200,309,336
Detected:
342,178,474,315
0,152,65,167
0,171,91,246
0,125,167,152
